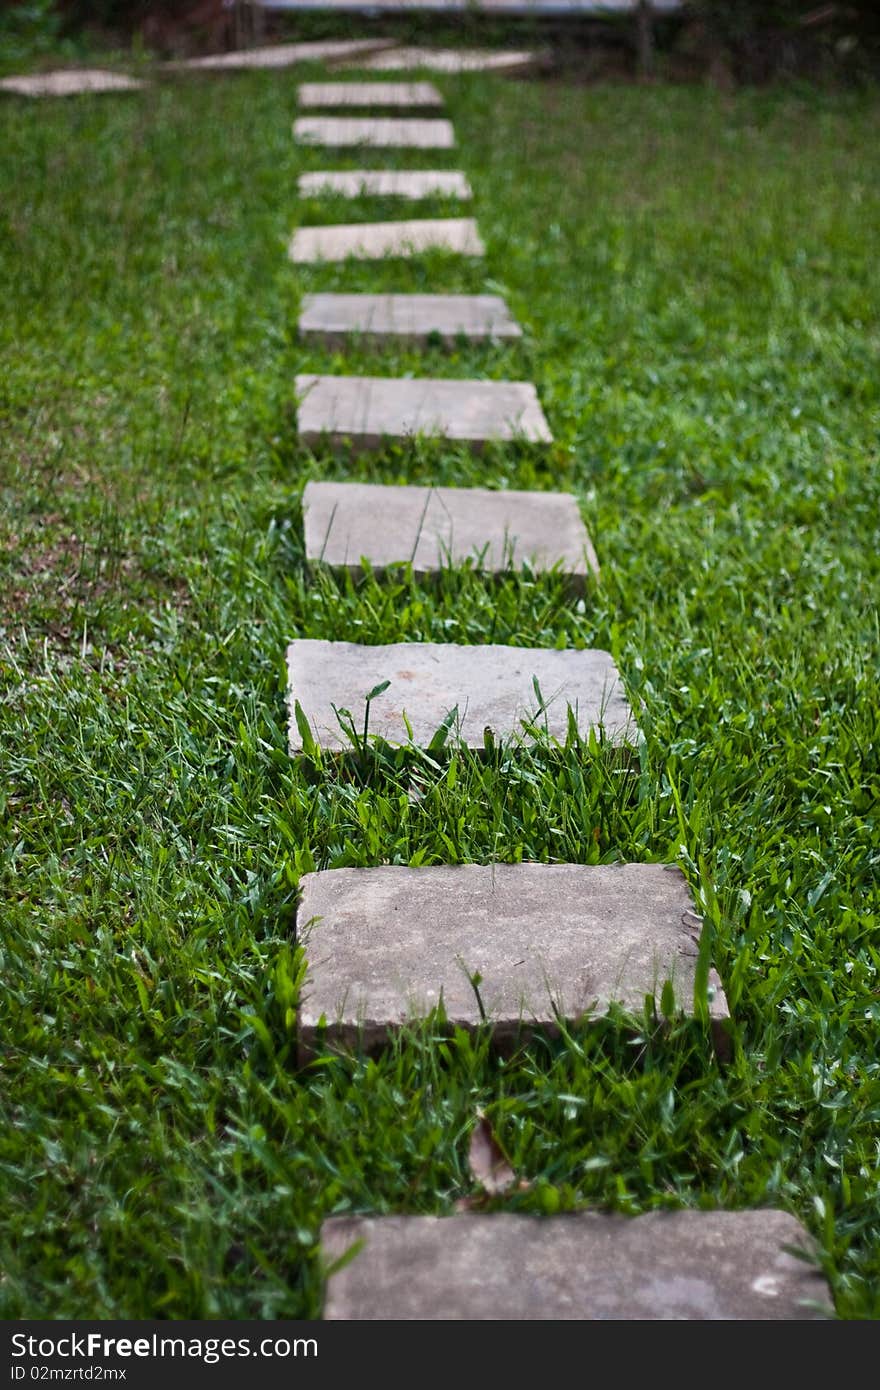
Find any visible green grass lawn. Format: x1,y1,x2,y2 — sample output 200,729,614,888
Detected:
1,67,878,1320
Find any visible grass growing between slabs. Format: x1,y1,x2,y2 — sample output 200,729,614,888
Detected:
1,69,879,1318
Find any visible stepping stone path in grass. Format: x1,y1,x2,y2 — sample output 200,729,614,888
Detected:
321,1211,832,1320
295,375,551,448
296,864,728,1059
293,116,456,148
290,218,483,263
0,69,147,97
166,40,398,71
298,292,519,345
349,47,539,74
302,481,597,584
287,640,631,751
298,169,472,199
297,81,443,107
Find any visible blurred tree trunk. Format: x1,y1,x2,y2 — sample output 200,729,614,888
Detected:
637,0,654,78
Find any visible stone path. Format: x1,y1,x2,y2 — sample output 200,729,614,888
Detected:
289,218,484,263
298,169,473,200
297,81,444,107
302,480,596,581
293,115,456,148
166,40,398,72
349,47,540,74
321,1211,831,1320
287,640,633,751
296,863,727,1059
295,375,552,448
0,69,147,97
298,293,519,345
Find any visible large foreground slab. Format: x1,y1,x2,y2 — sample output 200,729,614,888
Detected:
298,169,472,199
297,81,443,107
295,375,551,447
322,1211,831,1320
0,69,146,97
296,863,728,1055
298,293,520,346
353,47,539,73
289,218,483,263
302,481,597,582
167,40,397,72
287,640,631,750
294,116,455,147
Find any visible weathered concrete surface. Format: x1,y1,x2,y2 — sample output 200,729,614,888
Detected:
298,169,472,199
353,47,539,73
298,80,443,107
296,863,728,1056
0,69,146,97
289,218,483,263
166,40,397,71
287,640,631,750
301,481,596,582
294,375,550,447
298,294,520,346
294,115,455,147
321,1211,832,1320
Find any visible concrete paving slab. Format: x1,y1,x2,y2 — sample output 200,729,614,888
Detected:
166,40,398,72
301,481,597,582
353,47,539,73
298,169,472,199
321,1210,831,1320
298,293,519,345
0,69,146,97
296,863,728,1055
294,115,455,147
287,639,631,750
298,80,443,107
290,219,483,263
294,375,550,447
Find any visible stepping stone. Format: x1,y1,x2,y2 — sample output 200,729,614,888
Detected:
166,40,398,72
295,375,550,447
321,1211,831,1320
295,863,728,1057
290,219,483,263
297,81,443,107
0,69,146,97
353,47,539,74
298,293,519,346
298,170,472,199
287,640,631,751
294,116,455,148
302,481,598,584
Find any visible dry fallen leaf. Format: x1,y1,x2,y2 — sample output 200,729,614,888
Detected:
467,1110,517,1196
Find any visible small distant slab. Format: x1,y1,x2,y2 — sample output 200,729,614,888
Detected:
296,863,727,1057
302,481,597,583
298,293,519,346
290,219,483,263
298,81,443,107
354,47,538,74
294,116,455,148
322,1211,831,1320
295,375,550,448
287,640,631,750
298,169,472,199
0,69,146,97
166,40,398,72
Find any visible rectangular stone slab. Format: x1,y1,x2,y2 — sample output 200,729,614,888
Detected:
298,293,520,346
289,218,483,263
353,47,539,73
321,1211,831,1320
287,640,632,750
296,863,728,1056
298,81,443,107
298,169,472,199
166,40,398,71
294,116,455,148
301,481,597,583
295,375,550,447
0,69,146,97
